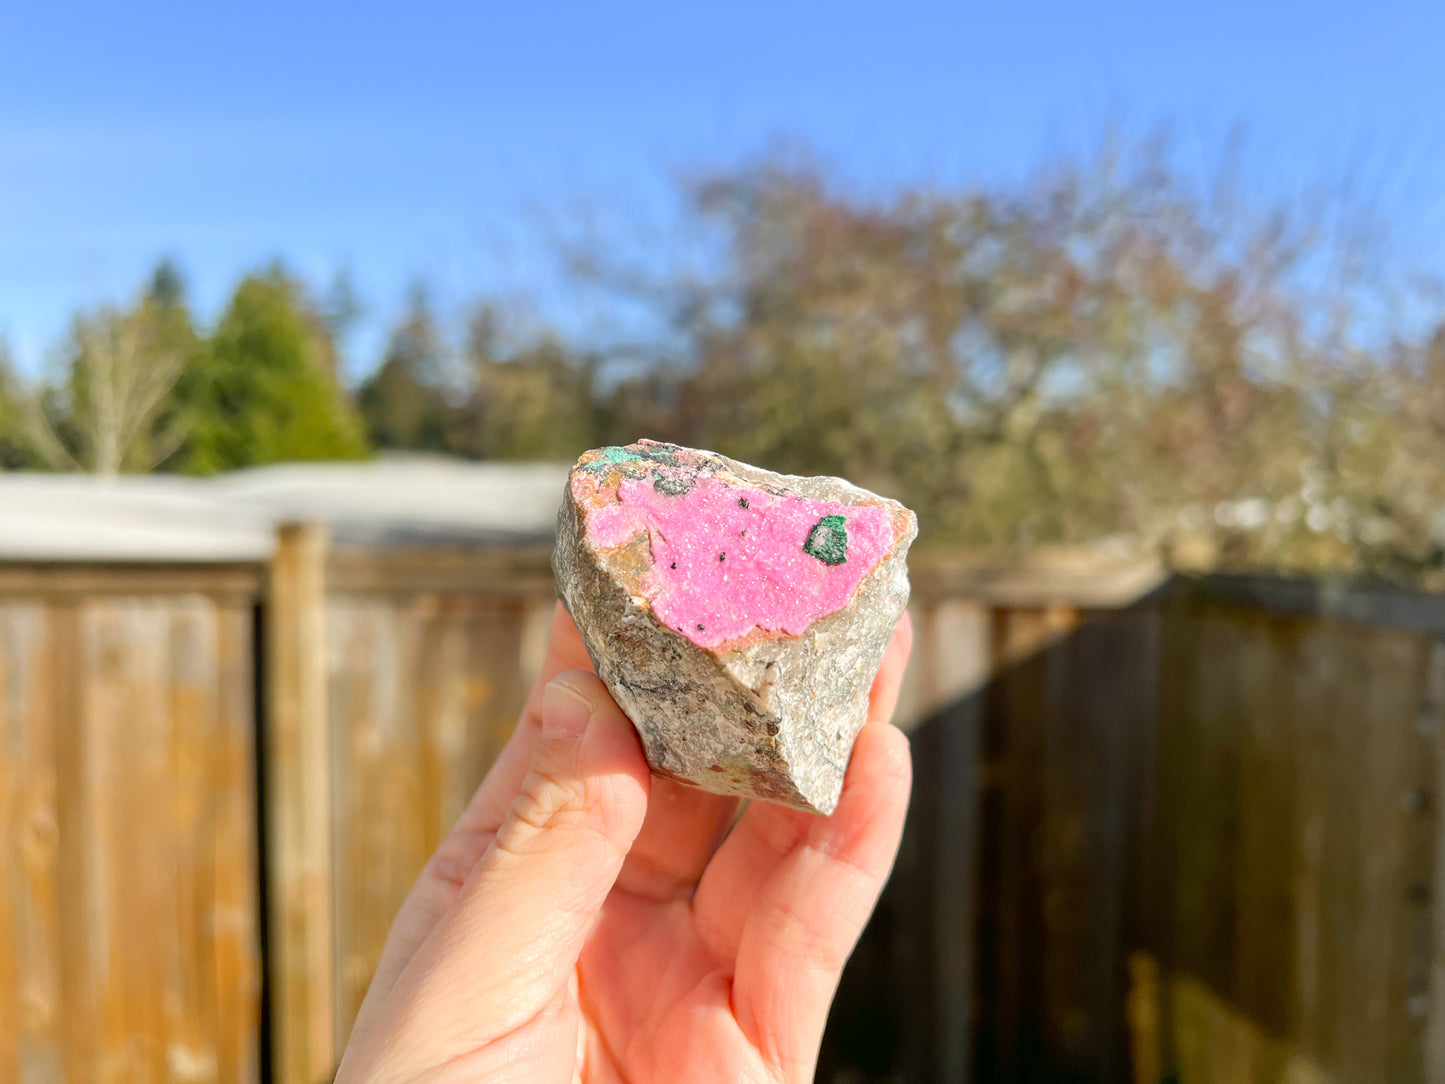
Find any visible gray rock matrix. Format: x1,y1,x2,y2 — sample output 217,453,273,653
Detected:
553,443,916,814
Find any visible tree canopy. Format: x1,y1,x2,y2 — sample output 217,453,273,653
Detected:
175,268,369,473
357,285,453,453
7,140,1445,582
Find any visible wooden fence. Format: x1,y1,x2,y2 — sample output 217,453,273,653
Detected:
2,529,1444,1083
0,566,262,1082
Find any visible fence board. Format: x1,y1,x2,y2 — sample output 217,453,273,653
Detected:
1355,626,1429,1083
51,599,93,1082
0,603,62,1082
327,588,538,1048
1426,643,1445,1083
214,604,261,1084
928,601,989,1081
330,597,421,1043
1290,621,1338,1071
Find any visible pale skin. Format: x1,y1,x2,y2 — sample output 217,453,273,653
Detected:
336,602,914,1083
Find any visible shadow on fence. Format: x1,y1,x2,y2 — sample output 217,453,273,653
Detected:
822,579,1445,1084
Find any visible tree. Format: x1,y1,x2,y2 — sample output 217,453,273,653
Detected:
0,338,32,469
450,305,599,460
148,257,186,308
560,140,1445,578
175,267,369,473
30,285,193,474
358,284,454,452
324,267,366,344
141,259,205,467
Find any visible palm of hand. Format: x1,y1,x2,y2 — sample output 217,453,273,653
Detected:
337,604,912,1083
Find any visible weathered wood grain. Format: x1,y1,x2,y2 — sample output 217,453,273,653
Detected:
266,524,334,1084
327,590,532,1048
0,574,261,1084
0,603,62,1083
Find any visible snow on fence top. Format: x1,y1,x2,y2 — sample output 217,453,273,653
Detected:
0,457,573,562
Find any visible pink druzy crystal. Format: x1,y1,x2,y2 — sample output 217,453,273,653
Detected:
582,470,894,649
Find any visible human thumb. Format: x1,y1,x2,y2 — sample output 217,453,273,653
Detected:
392,669,651,1043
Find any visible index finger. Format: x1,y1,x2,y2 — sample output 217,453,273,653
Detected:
691,612,915,962
868,608,912,724
459,601,597,834
353,601,601,1016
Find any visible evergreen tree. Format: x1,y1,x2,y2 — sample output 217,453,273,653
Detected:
142,258,204,469
358,284,454,452
176,267,369,473
0,338,33,469
148,257,186,308
323,267,365,345
452,305,598,460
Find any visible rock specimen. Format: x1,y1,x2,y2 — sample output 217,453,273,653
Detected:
553,440,917,813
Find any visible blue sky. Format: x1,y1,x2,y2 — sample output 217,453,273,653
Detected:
2,0,1442,376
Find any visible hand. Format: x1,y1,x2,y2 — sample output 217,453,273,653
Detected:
336,602,913,1083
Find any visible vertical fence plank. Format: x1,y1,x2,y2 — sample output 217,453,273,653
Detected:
326,587,536,1055
1228,611,1295,1082
1289,621,1337,1073
329,596,371,1041
1324,624,1381,1082
0,609,17,1081
929,601,989,1082
0,603,62,1083
51,598,100,1083
333,598,404,1044
1357,628,1429,1084
214,603,261,1084
1138,582,1192,1084
168,599,225,1084
974,606,1082,1079
268,524,335,1084
1086,608,1159,1082
459,600,529,812
1425,642,1445,1084
91,601,173,1082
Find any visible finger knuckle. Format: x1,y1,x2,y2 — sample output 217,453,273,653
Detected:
422,826,493,892
493,764,616,860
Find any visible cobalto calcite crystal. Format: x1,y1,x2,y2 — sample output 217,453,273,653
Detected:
553,440,917,814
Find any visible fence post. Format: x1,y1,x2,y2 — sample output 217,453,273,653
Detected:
267,523,334,1084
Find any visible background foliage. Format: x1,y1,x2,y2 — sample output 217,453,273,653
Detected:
7,140,1445,581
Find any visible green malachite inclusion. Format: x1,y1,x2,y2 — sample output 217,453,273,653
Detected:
586,443,702,495
583,446,643,475
803,514,849,566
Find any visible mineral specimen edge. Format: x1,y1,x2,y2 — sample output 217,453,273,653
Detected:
552,439,917,814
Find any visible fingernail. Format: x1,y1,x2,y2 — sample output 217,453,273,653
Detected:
543,678,593,740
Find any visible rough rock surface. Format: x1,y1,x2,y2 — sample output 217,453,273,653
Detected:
553,440,917,813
